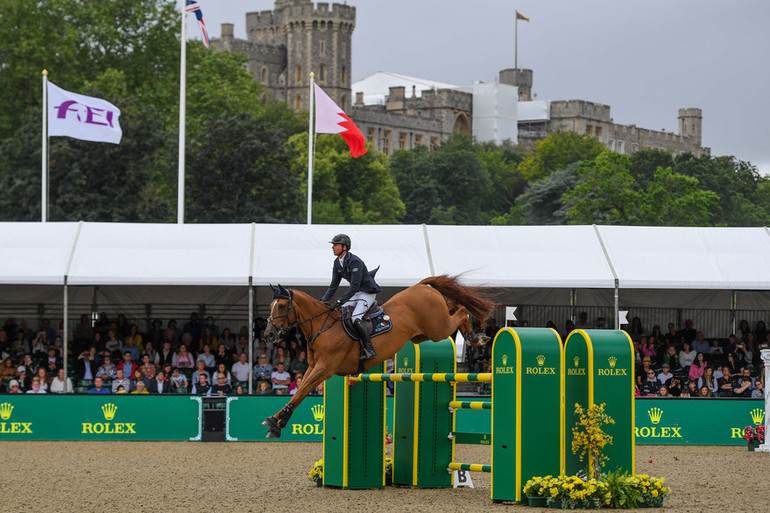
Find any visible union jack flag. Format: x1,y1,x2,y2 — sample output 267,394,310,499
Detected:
186,0,210,47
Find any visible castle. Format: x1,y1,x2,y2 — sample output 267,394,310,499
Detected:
212,0,709,157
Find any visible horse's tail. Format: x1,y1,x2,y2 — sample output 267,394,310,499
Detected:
419,275,496,327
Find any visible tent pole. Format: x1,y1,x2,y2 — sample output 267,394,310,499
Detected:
63,278,68,377
614,280,619,330
730,290,737,335
570,288,577,322
248,279,254,395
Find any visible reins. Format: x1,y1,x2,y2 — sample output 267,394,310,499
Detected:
268,295,341,354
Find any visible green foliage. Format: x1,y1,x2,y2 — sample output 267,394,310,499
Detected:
601,470,642,509
504,163,579,225
629,148,674,190
640,167,718,226
563,152,640,225
290,133,404,224
518,131,605,181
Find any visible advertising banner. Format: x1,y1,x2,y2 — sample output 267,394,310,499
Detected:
0,396,201,441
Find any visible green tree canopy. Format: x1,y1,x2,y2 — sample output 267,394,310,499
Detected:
517,131,605,181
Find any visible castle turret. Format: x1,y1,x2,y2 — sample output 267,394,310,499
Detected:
678,108,702,146
499,68,533,101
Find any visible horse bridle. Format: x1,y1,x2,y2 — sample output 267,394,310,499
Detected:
267,290,340,348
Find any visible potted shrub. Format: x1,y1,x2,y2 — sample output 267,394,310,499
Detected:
743,425,765,451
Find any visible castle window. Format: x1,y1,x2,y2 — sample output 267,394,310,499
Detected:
294,94,302,111
430,137,439,151
595,126,603,138
616,141,625,153
320,40,326,56
341,66,347,85
261,67,269,85
319,64,326,83
270,27,275,40
367,128,376,144
341,42,346,57
586,125,594,136
415,134,424,147
452,114,470,134
607,139,614,151
398,132,408,150
382,130,392,155
296,41,301,56
256,29,262,40
340,94,347,111
295,65,302,85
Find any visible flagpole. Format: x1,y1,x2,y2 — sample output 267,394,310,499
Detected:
42,70,48,223
177,0,186,224
307,73,315,225
515,16,518,70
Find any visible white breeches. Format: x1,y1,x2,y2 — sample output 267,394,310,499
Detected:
344,291,377,322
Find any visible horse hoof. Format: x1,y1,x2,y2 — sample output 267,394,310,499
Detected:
266,427,282,439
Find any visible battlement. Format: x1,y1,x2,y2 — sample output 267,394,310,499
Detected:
551,100,611,122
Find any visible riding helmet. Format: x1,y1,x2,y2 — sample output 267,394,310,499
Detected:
329,234,351,248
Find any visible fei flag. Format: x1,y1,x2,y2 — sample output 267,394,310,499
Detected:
314,84,367,158
47,82,122,144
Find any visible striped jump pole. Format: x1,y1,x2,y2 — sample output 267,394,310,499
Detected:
448,400,491,410
448,462,492,473
351,372,491,383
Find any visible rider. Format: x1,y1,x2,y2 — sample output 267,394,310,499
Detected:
322,234,381,360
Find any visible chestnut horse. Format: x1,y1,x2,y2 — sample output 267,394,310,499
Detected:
261,275,495,438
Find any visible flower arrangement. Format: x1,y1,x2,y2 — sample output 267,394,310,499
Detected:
309,458,323,485
602,470,670,509
541,475,608,509
743,425,765,444
571,402,615,478
385,457,393,484
523,475,557,498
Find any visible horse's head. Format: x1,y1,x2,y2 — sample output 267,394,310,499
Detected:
265,284,296,344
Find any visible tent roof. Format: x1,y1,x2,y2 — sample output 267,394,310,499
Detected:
0,222,769,290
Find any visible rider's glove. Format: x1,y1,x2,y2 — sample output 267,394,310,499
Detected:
332,299,343,310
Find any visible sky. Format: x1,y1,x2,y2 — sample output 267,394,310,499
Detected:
194,0,770,174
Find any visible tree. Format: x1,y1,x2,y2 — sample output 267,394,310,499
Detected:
518,131,605,181
290,133,404,224
563,152,640,225
629,148,674,190
639,167,718,226
507,163,580,225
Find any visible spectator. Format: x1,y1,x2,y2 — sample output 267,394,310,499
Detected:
191,361,210,387
88,376,111,394
311,382,324,396
50,368,73,394
139,354,156,380
738,319,751,341
123,336,141,362
211,363,231,386
30,331,47,356
231,353,251,383
699,386,713,398
170,368,188,393
735,341,753,368
255,339,273,362
172,344,194,369
115,314,131,341
717,366,737,397
698,367,719,395
111,369,131,394
256,380,272,395
199,327,218,352
147,319,164,346
738,368,755,388
752,380,764,399
131,369,150,392
46,348,61,373
692,332,709,354
96,356,117,380
679,388,692,398
709,339,723,354
167,319,182,343
628,317,644,341
149,370,172,394
755,321,768,347
640,336,656,359
196,344,216,370
685,380,698,396
214,344,231,367
34,367,50,393
183,312,203,347
649,325,664,345
159,341,174,367
234,384,245,395
0,357,16,381
104,330,122,356
219,328,236,351
679,342,696,369
667,376,682,397
664,323,680,347
115,385,128,394
11,331,29,358
128,324,144,350
252,355,273,382
656,363,673,386
20,353,36,376
679,319,697,345
689,352,707,381
734,375,753,398
270,362,291,395
725,353,739,374
76,350,98,382
290,375,304,395
191,373,210,395
641,369,660,396
272,346,291,370
724,335,738,355
116,351,138,378
657,385,670,397
576,312,590,330
289,350,309,378
130,381,149,394
234,335,249,359
26,376,46,394
6,379,22,394
210,374,232,396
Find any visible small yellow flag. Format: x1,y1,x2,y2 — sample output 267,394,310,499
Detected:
516,10,530,22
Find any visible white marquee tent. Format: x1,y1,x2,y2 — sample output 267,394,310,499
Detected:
1,222,769,372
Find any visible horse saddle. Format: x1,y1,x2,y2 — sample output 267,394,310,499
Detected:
341,301,393,341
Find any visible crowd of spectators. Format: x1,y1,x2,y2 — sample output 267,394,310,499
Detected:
466,314,768,399
0,312,317,396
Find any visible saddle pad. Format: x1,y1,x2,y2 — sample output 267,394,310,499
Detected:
342,307,393,340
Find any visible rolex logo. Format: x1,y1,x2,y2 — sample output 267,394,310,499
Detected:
751,408,765,426
608,356,617,368
403,357,408,367
574,356,580,367
502,354,508,365
536,354,546,366
101,403,118,421
648,407,663,424
311,404,325,422
0,402,13,420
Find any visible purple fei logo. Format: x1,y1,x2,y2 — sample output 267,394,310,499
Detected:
54,100,118,128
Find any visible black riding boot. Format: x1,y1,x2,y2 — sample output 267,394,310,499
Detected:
354,319,377,360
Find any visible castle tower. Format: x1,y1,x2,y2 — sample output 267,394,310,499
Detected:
678,108,702,146
247,1,355,112
499,68,533,101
